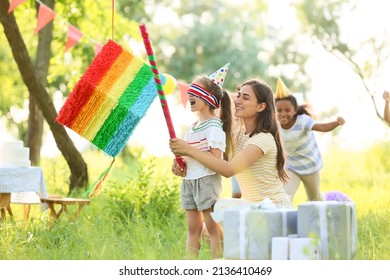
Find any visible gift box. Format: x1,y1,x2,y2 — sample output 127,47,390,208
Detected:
222,201,297,260
272,236,320,260
297,201,357,260
289,237,320,260
271,237,289,260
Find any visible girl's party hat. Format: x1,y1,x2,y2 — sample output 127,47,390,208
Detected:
209,63,230,88
275,77,291,99
56,40,158,158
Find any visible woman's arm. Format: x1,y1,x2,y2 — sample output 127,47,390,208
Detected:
169,138,264,177
312,116,345,132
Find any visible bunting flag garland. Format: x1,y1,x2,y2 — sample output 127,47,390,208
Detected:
65,25,83,51
34,3,56,33
95,42,103,56
178,81,190,108
7,0,142,53
7,0,26,14
56,39,159,158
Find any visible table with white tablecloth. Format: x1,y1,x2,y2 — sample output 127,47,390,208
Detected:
0,167,48,219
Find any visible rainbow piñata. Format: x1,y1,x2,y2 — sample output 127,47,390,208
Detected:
56,40,158,157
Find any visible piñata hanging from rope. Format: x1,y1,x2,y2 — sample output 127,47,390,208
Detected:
56,39,159,197
56,40,158,157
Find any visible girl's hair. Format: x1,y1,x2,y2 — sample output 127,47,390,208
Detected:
275,95,311,116
195,76,233,161
238,79,288,183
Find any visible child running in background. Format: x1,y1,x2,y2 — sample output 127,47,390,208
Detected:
274,78,345,202
171,64,232,259
383,90,390,123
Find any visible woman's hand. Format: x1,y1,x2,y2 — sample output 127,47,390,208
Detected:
171,158,186,177
169,138,191,156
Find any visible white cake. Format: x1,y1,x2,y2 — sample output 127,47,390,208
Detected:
0,140,31,168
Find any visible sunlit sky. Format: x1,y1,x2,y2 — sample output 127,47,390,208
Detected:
2,0,390,158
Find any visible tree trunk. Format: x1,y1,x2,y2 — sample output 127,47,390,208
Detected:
27,96,44,166
0,0,88,193
26,0,55,166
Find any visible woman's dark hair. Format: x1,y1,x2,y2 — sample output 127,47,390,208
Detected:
195,76,233,160
275,95,311,116
239,79,288,183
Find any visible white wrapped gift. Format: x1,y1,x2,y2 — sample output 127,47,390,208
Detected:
221,199,297,260
272,236,320,260
297,201,357,260
289,237,321,260
271,237,289,260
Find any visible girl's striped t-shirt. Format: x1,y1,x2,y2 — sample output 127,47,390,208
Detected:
280,114,323,175
183,118,226,179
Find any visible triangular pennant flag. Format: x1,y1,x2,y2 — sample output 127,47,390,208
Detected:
56,40,159,157
65,25,83,51
178,81,189,108
7,0,26,14
94,42,103,56
275,77,291,99
34,4,56,34
209,63,230,88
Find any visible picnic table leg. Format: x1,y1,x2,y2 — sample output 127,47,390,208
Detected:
73,204,86,220
0,193,13,220
60,204,67,218
23,204,31,221
47,202,60,219
0,207,5,220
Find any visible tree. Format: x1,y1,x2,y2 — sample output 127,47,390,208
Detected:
150,0,309,92
296,0,390,124
0,0,88,192
27,0,54,166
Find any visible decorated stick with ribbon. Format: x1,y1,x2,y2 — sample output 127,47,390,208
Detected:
139,23,185,169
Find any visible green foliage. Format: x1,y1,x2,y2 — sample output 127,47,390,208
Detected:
0,152,191,260
157,0,309,91
1,142,390,260
295,0,390,120
102,157,183,224
358,207,390,260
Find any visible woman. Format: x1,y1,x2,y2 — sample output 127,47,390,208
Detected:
170,79,293,209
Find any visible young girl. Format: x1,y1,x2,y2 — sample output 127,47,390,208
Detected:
275,93,345,202
172,65,232,259
171,79,293,210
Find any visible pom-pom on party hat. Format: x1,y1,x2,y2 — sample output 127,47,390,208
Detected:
275,77,291,99
209,63,230,88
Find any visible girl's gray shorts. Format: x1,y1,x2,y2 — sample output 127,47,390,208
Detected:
181,174,222,211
